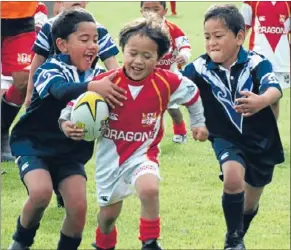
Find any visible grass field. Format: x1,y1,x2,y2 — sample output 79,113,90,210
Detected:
1,2,290,249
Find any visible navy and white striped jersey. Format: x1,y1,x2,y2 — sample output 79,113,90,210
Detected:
33,16,119,62
183,47,284,165
10,54,105,162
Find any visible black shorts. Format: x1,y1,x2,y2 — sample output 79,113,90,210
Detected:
16,156,87,192
212,137,275,187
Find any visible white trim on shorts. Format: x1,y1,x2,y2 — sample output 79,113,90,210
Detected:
1,74,13,90
96,158,161,207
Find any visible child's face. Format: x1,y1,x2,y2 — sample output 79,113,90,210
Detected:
60,22,98,71
204,18,244,69
123,34,159,81
141,2,167,19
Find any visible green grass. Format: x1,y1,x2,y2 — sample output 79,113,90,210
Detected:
1,2,290,249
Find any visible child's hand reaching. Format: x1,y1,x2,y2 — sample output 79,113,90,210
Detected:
235,91,266,117
61,120,85,141
191,126,209,142
88,71,127,109
175,54,187,66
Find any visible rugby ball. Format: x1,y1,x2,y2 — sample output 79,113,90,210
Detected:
70,91,109,141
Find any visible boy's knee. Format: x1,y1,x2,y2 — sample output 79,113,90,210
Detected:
138,185,159,202
223,162,245,193
224,179,244,193
29,188,52,208
223,172,244,193
67,200,87,217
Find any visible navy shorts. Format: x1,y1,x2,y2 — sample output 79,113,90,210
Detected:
16,156,87,192
211,137,275,187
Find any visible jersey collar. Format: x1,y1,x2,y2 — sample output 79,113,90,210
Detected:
206,47,249,70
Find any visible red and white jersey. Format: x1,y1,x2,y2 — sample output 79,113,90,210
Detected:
34,2,48,33
157,19,192,73
241,1,290,72
92,68,200,168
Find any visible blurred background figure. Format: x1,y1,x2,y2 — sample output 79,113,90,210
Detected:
240,1,290,120
1,1,44,162
170,1,177,16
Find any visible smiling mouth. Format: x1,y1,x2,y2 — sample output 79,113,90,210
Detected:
132,66,143,72
84,54,94,63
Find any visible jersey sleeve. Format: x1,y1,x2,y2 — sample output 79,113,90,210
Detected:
59,101,74,124
253,59,282,95
96,24,119,62
33,21,53,58
33,62,89,101
240,1,253,27
173,27,191,52
182,62,196,82
168,70,205,128
168,72,200,107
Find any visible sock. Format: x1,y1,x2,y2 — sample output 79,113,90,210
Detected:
222,192,244,234
170,1,176,14
243,205,259,236
173,121,187,135
57,231,81,250
139,217,160,242
1,94,21,132
5,85,25,106
12,216,39,247
95,226,117,250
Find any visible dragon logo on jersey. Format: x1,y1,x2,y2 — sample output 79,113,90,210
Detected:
202,65,253,133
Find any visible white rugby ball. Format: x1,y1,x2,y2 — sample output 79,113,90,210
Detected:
70,91,109,141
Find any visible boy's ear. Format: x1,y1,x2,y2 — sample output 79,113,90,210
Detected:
56,38,68,53
237,30,245,46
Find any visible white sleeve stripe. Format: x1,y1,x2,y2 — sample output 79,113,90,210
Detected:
34,41,50,51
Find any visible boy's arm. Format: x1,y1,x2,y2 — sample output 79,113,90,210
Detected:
59,100,73,126
186,96,205,128
96,25,120,70
102,56,120,70
168,71,208,141
25,20,52,107
235,59,282,116
33,21,52,59
33,65,89,102
174,27,192,66
58,100,84,140
255,59,282,101
24,54,46,108
34,65,126,106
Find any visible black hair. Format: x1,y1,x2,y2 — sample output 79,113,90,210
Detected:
51,8,96,54
119,17,170,59
140,1,166,9
204,4,245,36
